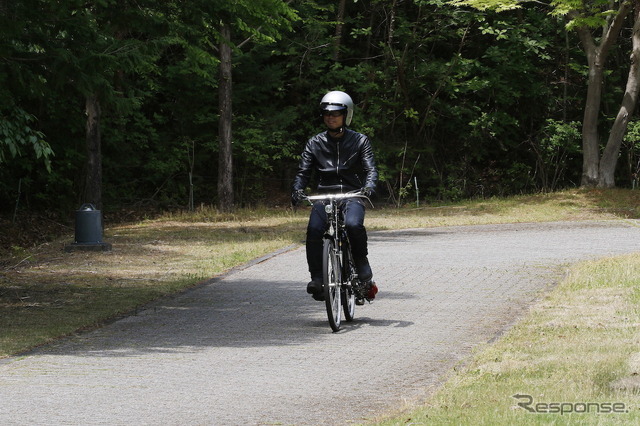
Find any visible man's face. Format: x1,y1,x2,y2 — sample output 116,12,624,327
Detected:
323,110,345,131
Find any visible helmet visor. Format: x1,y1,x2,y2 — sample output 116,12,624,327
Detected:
320,103,347,111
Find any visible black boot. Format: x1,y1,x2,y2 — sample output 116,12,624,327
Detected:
347,224,372,282
306,278,324,301
354,256,373,282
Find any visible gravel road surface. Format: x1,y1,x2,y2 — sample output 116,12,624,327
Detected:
1,220,640,425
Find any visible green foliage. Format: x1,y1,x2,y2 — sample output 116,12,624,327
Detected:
448,0,522,12
0,0,630,212
0,108,53,171
622,120,640,187
624,120,640,145
531,119,582,191
540,119,582,155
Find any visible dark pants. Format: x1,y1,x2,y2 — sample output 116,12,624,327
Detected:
306,199,368,280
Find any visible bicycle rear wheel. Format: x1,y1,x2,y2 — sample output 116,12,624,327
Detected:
342,248,356,321
323,238,342,332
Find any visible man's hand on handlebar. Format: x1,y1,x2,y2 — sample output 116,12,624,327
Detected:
361,186,374,198
291,189,307,206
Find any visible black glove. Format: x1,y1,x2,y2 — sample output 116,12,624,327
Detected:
361,186,374,198
291,189,307,206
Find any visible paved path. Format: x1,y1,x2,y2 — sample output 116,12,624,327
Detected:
2,220,640,425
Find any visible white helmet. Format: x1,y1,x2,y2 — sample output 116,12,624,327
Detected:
320,91,354,126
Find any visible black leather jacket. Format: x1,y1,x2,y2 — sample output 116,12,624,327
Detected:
293,129,378,193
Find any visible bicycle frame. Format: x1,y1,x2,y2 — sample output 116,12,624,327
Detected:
305,191,371,331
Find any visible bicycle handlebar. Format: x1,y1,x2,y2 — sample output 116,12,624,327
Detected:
304,191,373,207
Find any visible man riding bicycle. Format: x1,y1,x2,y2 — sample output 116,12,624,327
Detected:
291,90,379,302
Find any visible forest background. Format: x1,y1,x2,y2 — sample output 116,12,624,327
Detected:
2,0,640,221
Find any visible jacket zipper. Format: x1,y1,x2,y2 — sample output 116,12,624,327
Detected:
336,140,342,190
336,140,340,175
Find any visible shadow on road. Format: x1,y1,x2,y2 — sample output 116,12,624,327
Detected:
33,277,413,358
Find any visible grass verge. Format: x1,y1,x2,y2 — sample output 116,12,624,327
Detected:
373,252,640,425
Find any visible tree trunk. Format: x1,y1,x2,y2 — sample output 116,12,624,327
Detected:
333,0,347,61
217,22,234,212
387,0,398,47
84,94,102,209
599,1,640,188
573,3,633,187
579,44,603,187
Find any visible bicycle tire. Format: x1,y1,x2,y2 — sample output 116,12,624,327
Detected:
342,247,356,321
323,238,342,332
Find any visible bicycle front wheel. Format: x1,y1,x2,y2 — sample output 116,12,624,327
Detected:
323,238,342,332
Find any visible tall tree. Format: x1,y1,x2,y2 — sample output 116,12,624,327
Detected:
84,95,102,208
176,0,297,211
28,0,163,208
218,19,234,211
597,1,640,187
333,0,347,61
450,0,639,188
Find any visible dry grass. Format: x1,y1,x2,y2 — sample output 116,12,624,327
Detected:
367,187,636,230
